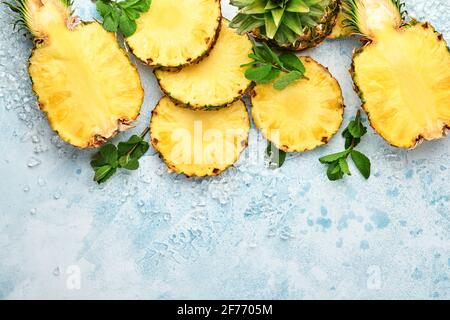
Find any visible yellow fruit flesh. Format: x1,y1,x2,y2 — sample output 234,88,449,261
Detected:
353,24,450,148
150,97,250,176
155,20,253,109
252,57,344,152
127,0,221,67
30,23,143,148
328,8,350,39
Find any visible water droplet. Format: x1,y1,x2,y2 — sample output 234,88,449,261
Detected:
53,267,60,276
37,177,46,186
27,157,41,168
53,191,61,200
23,186,30,193
137,200,145,207
163,213,171,221
30,208,36,215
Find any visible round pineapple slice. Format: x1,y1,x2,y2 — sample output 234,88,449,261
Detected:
252,57,344,152
155,19,253,110
126,0,221,68
150,97,250,177
352,23,450,148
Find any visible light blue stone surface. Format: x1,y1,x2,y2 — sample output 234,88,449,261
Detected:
0,0,449,299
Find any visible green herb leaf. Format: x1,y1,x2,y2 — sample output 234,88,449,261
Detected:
279,53,305,73
273,70,302,90
91,127,150,184
319,111,372,181
96,0,151,37
326,162,344,181
351,150,371,179
319,150,348,164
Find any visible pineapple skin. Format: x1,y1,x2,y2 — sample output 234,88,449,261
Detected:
28,25,144,149
350,21,450,149
150,98,250,177
251,0,341,51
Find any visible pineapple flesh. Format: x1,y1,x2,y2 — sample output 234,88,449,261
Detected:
126,0,222,68
150,97,250,177
155,19,253,110
230,0,340,51
252,57,344,152
345,0,450,148
9,0,143,148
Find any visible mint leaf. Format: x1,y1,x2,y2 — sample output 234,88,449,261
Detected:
351,150,371,179
273,71,302,90
245,65,273,82
122,158,140,170
280,53,305,73
119,14,137,37
339,158,351,175
96,0,151,37
319,150,348,164
100,144,118,165
327,162,344,181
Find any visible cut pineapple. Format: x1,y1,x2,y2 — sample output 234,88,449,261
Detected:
150,97,250,177
8,0,143,148
252,57,344,152
328,7,351,39
155,19,253,110
126,0,221,68
344,0,450,148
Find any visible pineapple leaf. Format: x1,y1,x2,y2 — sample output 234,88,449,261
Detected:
230,0,329,44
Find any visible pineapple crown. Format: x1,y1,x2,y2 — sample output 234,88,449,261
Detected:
342,0,407,37
3,0,72,35
230,0,332,45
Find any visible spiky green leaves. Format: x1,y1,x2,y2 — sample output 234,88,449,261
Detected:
242,41,306,90
230,0,330,45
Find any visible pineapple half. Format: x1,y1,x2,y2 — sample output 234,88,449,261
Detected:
344,0,450,148
252,57,344,152
230,0,340,51
150,97,250,177
126,0,222,68
6,0,143,148
155,19,253,110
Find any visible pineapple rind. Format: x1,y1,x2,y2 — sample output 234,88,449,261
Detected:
249,0,340,51
29,22,144,148
126,0,222,68
251,57,344,153
155,20,253,110
150,97,250,177
351,22,450,148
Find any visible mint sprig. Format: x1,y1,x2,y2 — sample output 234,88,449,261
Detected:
319,111,371,181
96,0,151,37
242,41,307,90
90,127,150,184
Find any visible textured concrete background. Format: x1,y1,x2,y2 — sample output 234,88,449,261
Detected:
0,0,449,299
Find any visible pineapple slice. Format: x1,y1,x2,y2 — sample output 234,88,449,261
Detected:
155,19,253,110
252,57,344,152
328,7,351,39
8,0,143,148
344,0,450,148
126,0,221,68
150,97,250,177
